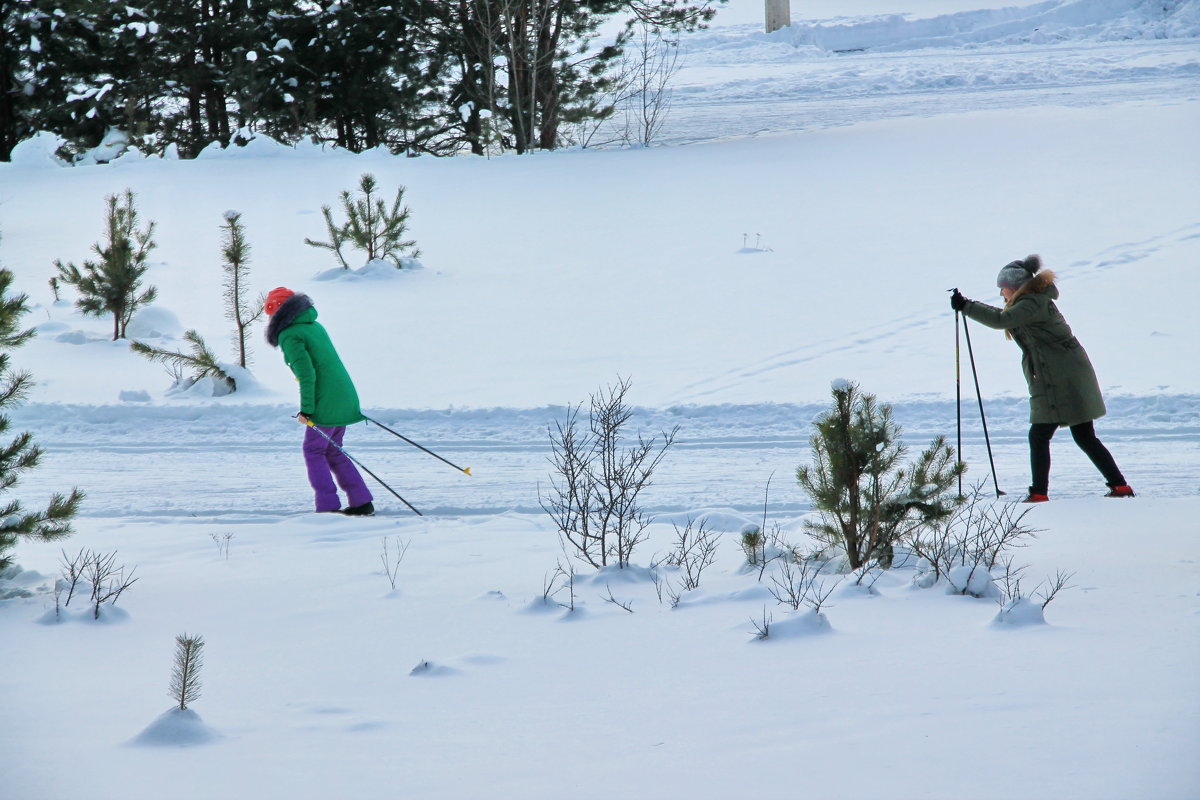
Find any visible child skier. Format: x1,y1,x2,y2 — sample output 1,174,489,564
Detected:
950,255,1133,503
265,287,374,515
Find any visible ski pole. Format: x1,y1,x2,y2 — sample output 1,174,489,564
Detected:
960,315,1005,498
955,307,964,497
302,417,423,516
362,415,472,476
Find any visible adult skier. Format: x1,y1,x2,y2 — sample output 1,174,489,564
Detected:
950,255,1134,503
265,287,374,515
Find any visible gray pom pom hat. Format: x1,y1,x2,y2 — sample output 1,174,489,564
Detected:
996,254,1043,289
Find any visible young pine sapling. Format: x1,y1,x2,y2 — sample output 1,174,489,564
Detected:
220,211,264,369
169,633,205,710
53,190,158,340
305,174,420,269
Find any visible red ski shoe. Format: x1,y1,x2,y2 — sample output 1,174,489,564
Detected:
1105,485,1135,498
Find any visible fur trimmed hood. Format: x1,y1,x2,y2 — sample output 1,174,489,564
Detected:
1006,269,1057,307
266,293,315,347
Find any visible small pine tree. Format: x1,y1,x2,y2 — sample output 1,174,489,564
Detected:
130,330,235,394
796,381,964,570
169,633,205,711
220,211,263,368
53,189,158,340
0,263,83,571
304,173,420,269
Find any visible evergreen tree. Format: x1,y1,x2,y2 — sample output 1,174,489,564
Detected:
796,381,964,570
0,260,83,572
0,0,106,161
220,211,263,368
54,190,158,340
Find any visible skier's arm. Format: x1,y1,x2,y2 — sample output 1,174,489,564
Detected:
281,337,317,416
962,297,1042,331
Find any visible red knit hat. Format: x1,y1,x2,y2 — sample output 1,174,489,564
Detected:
264,286,295,316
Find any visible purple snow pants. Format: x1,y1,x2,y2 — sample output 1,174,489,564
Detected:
302,425,373,512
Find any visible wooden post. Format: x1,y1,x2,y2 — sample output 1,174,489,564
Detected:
765,0,791,33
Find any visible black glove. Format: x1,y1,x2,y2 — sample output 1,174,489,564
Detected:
950,290,968,312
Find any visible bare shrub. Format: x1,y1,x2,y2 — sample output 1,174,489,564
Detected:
768,558,838,613
908,483,1040,587
57,547,138,619
665,518,719,591
750,606,773,640
541,377,677,568
380,536,411,590
211,532,234,560
84,549,138,619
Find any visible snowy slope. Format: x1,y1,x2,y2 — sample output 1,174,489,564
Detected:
1,1,1198,799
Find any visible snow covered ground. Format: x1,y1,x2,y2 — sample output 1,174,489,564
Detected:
2,1,1198,798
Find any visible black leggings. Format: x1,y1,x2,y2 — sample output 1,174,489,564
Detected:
1028,420,1126,495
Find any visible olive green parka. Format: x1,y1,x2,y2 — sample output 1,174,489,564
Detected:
266,294,364,427
962,270,1106,427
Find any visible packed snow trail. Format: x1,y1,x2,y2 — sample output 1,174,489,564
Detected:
17,398,1199,518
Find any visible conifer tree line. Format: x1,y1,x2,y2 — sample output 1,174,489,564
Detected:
1,0,720,162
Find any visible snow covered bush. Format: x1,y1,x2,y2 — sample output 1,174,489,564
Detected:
0,261,82,571
541,377,678,569
796,380,964,571
908,483,1040,589
993,570,1074,627
49,547,138,622
304,174,420,270
52,190,158,340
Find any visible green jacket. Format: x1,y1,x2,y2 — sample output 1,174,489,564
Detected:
267,295,364,427
962,272,1106,427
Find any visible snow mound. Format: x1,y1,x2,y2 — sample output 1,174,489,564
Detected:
6,132,68,167
0,565,51,599
753,608,832,641
36,604,132,625
992,597,1049,627
946,565,1002,599
409,660,460,677
314,258,422,281
129,708,220,747
126,306,184,340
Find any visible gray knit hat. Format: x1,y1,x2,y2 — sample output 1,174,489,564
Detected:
996,254,1042,289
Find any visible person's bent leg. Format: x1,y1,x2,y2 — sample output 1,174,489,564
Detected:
303,425,342,512
324,426,374,508
1069,421,1127,488
1028,422,1057,496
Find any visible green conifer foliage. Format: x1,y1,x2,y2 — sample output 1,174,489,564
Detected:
0,262,83,572
54,190,158,340
797,381,964,570
220,211,262,369
131,331,235,395
305,174,420,269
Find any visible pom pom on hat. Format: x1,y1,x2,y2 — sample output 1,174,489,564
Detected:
996,254,1042,289
264,286,295,316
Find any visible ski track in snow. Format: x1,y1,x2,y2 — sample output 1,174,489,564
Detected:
16,394,1200,519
